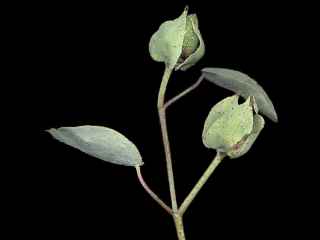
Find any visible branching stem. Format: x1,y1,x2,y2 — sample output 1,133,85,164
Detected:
156,68,224,240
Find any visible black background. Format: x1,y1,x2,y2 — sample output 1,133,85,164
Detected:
9,1,308,239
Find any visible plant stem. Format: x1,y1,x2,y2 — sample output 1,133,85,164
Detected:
157,67,173,109
164,74,205,110
173,214,186,240
135,166,172,215
157,66,178,213
179,151,226,216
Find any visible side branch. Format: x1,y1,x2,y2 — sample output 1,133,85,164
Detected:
164,74,205,110
179,151,226,215
135,166,172,215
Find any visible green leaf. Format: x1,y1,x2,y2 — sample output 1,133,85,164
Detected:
201,68,278,122
47,125,143,167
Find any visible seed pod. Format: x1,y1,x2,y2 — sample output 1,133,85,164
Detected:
149,6,205,71
202,95,265,159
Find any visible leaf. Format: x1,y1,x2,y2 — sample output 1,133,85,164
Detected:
47,125,143,167
201,68,278,122
149,7,188,69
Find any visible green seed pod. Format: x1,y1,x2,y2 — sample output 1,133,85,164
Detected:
202,95,265,159
181,15,199,59
149,6,205,71
227,114,265,158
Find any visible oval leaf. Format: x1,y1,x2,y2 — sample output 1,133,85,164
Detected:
47,125,143,167
201,68,278,122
